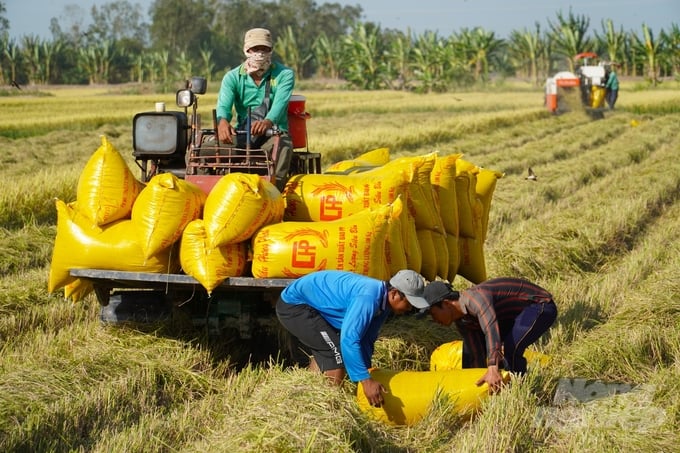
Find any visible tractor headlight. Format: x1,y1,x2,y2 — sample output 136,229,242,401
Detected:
176,89,194,107
190,77,207,95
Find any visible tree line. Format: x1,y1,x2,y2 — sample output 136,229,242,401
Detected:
1,0,678,92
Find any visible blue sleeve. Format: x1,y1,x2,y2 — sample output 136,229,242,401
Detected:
362,314,385,355
358,310,390,375
340,295,382,382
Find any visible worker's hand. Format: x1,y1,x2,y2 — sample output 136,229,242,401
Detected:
475,365,504,394
361,377,386,407
252,118,273,136
217,119,235,144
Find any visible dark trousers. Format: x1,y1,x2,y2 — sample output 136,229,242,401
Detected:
606,89,618,109
461,301,557,373
275,298,343,371
262,133,293,191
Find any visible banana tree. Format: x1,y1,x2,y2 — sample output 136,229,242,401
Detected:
410,31,446,92
20,35,43,85
632,24,664,85
621,32,636,76
508,23,544,85
276,25,311,80
596,19,626,64
410,31,470,92
154,50,170,91
311,33,341,80
2,38,20,84
174,51,193,83
199,47,215,83
77,40,117,84
548,10,593,72
660,24,680,79
383,30,414,90
41,40,63,84
340,23,387,90
455,27,505,83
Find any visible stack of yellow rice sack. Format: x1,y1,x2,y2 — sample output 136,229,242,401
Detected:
49,141,502,301
48,136,280,299
286,148,503,283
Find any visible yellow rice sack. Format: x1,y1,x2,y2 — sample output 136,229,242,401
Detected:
324,147,390,174
401,211,422,273
131,172,206,259
591,86,606,108
430,340,550,371
383,153,443,233
179,219,248,294
385,201,408,276
476,167,504,241
251,202,399,279
446,234,460,282
77,135,143,226
204,173,284,249
284,166,409,222
48,199,179,293
356,368,508,426
283,165,421,271
416,228,437,281
63,278,94,302
353,147,391,165
431,229,449,281
431,153,463,237
458,236,486,284
416,228,449,281
455,159,503,241
455,162,483,239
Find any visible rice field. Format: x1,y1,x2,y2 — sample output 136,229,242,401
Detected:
1,79,679,452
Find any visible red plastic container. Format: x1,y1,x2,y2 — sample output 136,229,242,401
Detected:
287,95,311,149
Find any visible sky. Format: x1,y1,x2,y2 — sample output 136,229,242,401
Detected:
5,0,679,41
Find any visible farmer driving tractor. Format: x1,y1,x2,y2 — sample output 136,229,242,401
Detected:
215,27,295,191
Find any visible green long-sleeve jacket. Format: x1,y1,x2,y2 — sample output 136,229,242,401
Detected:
606,71,619,90
216,62,295,131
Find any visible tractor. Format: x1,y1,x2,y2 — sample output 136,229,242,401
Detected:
71,76,321,345
131,76,320,193
545,52,614,118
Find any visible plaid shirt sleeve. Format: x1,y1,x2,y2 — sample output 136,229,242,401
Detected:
462,288,504,366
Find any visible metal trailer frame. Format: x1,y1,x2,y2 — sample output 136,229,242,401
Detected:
71,268,296,339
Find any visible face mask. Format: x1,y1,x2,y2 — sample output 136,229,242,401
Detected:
244,50,272,75
249,51,270,59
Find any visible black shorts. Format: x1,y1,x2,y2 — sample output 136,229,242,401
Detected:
275,297,344,372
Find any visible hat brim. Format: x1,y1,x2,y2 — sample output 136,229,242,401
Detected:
245,39,272,50
404,295,430,310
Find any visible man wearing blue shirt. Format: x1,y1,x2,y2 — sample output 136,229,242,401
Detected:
215,28,295,190
276,269,429,407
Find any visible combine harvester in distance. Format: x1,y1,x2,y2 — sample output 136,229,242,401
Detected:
545,52,615,119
